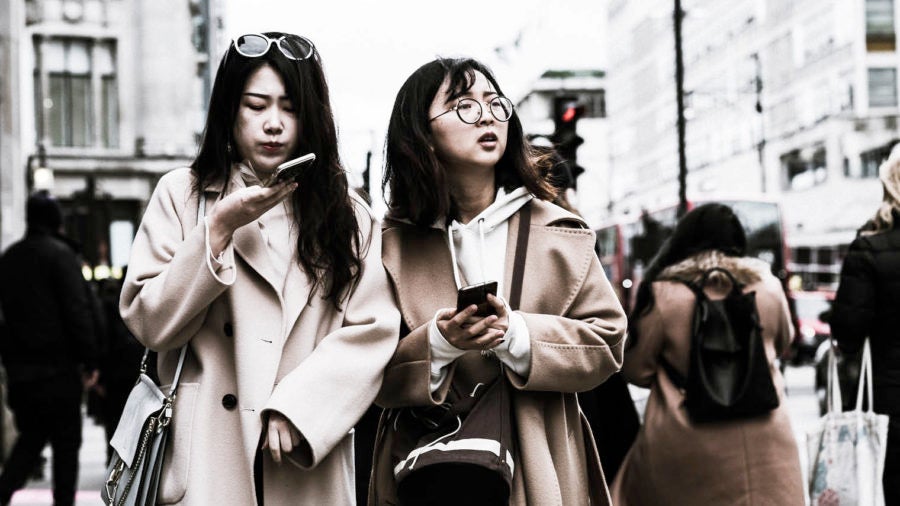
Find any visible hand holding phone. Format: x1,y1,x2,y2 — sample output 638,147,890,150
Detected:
265,153,316,187
456,281,499,317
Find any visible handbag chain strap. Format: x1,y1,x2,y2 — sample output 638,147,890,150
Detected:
137,192,205,397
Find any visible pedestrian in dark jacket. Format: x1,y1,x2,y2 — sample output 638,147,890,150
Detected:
0,191,98,506
832,145,900,505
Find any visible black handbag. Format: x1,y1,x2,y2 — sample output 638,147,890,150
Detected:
101,192,203,505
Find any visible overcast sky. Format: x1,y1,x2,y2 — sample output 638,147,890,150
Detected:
224,0,606,207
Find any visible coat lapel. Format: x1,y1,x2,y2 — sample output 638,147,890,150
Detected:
382,225,458,330
502,204,596,315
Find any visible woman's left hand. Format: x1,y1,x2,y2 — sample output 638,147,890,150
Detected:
262,411,304,464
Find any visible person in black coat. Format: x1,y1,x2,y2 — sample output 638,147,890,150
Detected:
831,145,900,505
0,191,98,506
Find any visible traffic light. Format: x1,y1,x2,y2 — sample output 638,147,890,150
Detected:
550,99,586,190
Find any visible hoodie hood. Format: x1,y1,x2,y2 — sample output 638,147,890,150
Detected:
446,187,533,289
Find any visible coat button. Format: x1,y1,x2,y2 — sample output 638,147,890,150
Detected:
222,394,237,410
224,323,233,337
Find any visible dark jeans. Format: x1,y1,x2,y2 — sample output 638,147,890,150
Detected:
0,374,82,506
885,415,900,505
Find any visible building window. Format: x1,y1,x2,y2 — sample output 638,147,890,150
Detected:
868,68,898,108
781,146,827,191
867,0,896,50
856,141,899,178
35,37,118,148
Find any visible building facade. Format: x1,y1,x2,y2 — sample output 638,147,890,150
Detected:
606,0,896,290
0,0,222,276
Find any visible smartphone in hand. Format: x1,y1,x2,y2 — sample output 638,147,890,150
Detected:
456,281,498,317
265,153,316,187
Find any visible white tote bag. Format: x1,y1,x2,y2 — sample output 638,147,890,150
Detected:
807,339,889,506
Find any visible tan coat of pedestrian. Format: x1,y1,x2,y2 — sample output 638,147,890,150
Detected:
120,168,400,505
369,200,627,506
611,251,804,506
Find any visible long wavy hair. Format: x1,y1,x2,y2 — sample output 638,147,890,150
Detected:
192,32,360,307
628,203,747,342
383,57,556,226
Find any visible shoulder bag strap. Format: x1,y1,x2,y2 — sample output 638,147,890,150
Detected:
854,337,874,413
138,193,205,396
508,202,532,311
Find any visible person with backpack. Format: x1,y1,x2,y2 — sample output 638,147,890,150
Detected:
611,203,804,505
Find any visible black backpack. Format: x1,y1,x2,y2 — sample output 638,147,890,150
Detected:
662,267,780,422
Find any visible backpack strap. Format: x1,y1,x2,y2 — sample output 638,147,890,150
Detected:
697,267,744,295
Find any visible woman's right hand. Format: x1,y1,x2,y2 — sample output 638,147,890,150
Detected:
436,305,505,351
207,181,297,254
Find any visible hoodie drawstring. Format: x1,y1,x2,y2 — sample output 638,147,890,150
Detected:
447,217,488,289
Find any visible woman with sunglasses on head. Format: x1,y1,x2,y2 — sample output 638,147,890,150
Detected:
119,32,400,505
367,57,626,506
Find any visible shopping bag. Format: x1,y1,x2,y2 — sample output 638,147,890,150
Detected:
807,338,888,506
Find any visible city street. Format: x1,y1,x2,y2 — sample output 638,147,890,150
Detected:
6,365,823,505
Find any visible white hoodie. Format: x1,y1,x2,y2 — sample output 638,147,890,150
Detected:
428,187,534,392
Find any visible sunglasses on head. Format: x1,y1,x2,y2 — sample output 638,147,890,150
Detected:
227,33,315,62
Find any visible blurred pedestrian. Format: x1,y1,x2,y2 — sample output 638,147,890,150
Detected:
119,32,399,505
0,191,98,506
369,57,626,505
92,274,145,464
611,203,804,505
831,143,900,504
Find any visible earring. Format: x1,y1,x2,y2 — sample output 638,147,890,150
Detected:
226,141,233,156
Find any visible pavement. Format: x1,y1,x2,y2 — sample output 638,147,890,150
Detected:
3,365,823,505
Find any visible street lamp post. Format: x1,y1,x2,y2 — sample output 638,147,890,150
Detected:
674,0,688,218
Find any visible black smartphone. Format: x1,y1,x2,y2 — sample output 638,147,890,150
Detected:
265,153,316,187
456,281,498,317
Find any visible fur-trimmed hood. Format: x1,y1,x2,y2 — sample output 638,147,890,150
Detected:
658,250,771,287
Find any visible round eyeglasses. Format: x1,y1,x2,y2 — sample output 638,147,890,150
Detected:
429,96,515,124
231,33,315,61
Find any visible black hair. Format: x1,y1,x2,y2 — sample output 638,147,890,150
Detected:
383,57,556,226
629,203,747,337
26,190,63,232
191,32,360,307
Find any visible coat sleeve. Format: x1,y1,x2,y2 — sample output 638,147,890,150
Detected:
508,254,627,393
262,203,401,470
831,238,876,355
374,320,458,409
764,274,795,357
119,170,231,351
621,283,667,388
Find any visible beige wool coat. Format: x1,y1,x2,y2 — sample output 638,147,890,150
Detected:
611,252,804,506
369,199,628,506
120,167,400,505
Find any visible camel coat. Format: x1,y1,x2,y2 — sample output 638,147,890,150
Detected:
369,199,628,506
120,168,400,505
611,252,804,506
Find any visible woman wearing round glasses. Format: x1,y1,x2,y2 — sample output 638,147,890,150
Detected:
119,32,400,505
368,58,626,505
